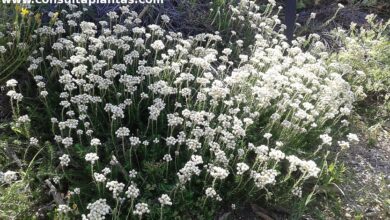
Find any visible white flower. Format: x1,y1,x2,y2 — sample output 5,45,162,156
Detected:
161,14,170,23
129,169,138,178
100,49,116,60
129,136,141,146
151,40,165,51
116,127,130,138
1,171,17,184
90,138,101,147
29,137,39,146
57,204,72,214
53,176,60,184
0,46,6,53
347,133,359,143
107,11,119,20
80,21,97,35
268,0,276,6
40,91,48,97
72,188,80,195
133,203,150,216
158,194,172,206
292,187,302,198
222,48,232,56
239,54,248,62
340,107,351,116
338,141,350,150
7,90,23,101
320,134,332,146
62,137,73,148
86,199,110,220
94,173,106,182
163,154,172,162
236,163,249,175
6,79,18,87
269,149,285,162
177,155,203,184
148,98,165,120
125,184,140,199
102,167,111,175
263,133,272,139
286,155,302,172
85,153,99,165
252,169,278,188
186,139,201,151
205,187,217,198
106,181,125,198
167,114,184,127
210,166,229,180
205,187,222,201
59,154,70,167
299,160,320,178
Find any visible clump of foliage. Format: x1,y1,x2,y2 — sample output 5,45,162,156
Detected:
0,4,43,84
330,15,390,123
0,1,363,219
0,172,34,219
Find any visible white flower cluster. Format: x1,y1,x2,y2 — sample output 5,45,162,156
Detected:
0,171,18,184
209,166,229,180
125,184,140,199
85,153,99,165
205,187,222,201
133,203,150,217
236,162,250,175
90,138,101,147
347,133,359,143
106,181,125,198
57,204,72,214
251,169,278,189
29,137,39,146
84,199,111,220
59,154,71,167
158,194,172,206
292,187,303,198
94,173,106,183
177,155,203,184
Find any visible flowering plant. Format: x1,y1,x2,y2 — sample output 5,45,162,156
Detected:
1,1,361,219
329,14,390,121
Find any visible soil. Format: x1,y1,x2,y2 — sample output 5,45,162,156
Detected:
338,125,390,219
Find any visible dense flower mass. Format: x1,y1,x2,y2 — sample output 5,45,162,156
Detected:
0,0,361,219
0,171,18,184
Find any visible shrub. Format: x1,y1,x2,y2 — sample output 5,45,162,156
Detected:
1,1,359,219
329,14,390,121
